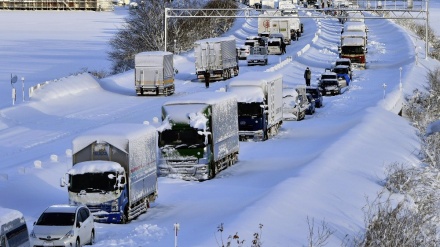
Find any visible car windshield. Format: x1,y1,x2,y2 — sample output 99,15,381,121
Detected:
336,61,351,67
36,212,75,226
321,75,337,80
333,68,348,74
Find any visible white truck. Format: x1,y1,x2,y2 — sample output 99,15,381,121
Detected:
135,51,175,96
262,0,275,8
61,123,158,224
258,10,281,36
226,72,283,141
194,37,239,81
270,18,299,44
0,208,30,247
158,92,239,181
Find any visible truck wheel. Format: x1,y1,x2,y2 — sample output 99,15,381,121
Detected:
120,207,128,224
208,164,216,179
263,130,268,141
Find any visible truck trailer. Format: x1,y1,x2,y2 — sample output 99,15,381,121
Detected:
61,123,158,224
194,37,239,81
135,51,175,96
226,72,283,141
158,92,239,181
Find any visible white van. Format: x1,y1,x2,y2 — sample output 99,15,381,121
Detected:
0,208,30,247
267,38,282,55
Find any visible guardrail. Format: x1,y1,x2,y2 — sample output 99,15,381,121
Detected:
28,81,50,98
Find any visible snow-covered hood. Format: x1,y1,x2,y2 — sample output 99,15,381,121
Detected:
33,225,72,238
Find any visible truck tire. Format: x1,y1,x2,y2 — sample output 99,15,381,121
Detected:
120,207,128,224
208,164,216,179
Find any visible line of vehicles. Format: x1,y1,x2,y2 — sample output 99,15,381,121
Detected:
1,4,369,247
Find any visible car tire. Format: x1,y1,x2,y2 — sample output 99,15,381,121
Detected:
76,238,80,247
89,230,95,245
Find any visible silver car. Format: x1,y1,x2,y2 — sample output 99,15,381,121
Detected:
30,204,95,247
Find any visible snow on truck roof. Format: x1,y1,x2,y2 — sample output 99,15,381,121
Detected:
163,92,237,107
0,208,24,226
194,36,235,44
68,160,124,175
161,92,237,130
227,72,283,103
135,51,172,57
72,123,156,154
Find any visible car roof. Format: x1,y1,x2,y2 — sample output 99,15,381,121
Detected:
44,204,83,213
335,58,351,62
322,71,337,76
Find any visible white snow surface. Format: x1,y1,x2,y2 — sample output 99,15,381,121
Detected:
1,2,440,246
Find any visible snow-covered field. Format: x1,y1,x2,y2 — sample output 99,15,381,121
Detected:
1,1,440,246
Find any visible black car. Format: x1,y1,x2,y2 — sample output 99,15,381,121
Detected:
306,86,323,108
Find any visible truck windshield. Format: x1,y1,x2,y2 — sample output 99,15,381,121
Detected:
159,129,205,148
69,172,118,193
238,102,263,117
341,46,364,54
36,212,75,226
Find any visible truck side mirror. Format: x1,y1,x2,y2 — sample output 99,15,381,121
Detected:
60,175,68,187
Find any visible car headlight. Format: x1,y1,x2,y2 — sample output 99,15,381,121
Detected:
62,230,75,239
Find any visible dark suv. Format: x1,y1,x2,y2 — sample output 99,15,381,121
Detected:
306,86,323,108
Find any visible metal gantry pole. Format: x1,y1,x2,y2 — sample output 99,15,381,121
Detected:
165,8,169,52
426,0,429,59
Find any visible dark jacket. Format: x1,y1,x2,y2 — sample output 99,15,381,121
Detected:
304,69,311,79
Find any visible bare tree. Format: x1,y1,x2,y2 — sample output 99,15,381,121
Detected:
108,0,238,74
306,217,335,247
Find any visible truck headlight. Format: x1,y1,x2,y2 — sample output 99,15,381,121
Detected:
111,199,118,211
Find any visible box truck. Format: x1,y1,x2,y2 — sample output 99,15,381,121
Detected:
135,51,175,96
61,123,158,224
158,92,239,181
0,208,30,247
194,37,239,81
226,72,283,141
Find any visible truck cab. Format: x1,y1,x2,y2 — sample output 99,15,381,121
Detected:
0,208,30,247
61,124,158,224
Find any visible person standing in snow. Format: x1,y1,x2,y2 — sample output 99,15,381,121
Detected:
204,70,210,88
304,67,311,86
280,41,286,54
